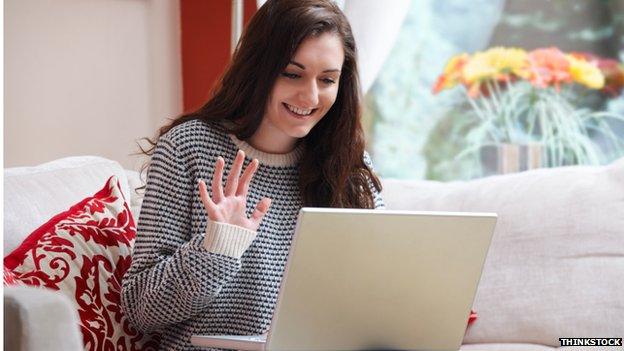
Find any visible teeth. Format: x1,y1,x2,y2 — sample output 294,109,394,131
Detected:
286,103,312,116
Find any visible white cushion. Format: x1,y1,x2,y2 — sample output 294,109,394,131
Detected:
124,169,145,222
3,156,131,256
381,158,624,346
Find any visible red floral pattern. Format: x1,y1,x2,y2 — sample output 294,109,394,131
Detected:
4,266,22,286
4,176,159,350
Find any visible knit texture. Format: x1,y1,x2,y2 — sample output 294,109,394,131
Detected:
121,119,385,350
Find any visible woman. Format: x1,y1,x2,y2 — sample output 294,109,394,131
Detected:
121,0,384,349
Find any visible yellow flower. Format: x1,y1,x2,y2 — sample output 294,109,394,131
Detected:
463,47,529,84
567,55,605,89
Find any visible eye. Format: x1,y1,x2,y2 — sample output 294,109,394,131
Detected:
281,72,300,79
322,78,336,85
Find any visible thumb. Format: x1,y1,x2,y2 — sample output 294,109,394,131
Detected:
250,198,271,227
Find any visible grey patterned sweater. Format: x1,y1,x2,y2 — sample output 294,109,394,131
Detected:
121,119,384,350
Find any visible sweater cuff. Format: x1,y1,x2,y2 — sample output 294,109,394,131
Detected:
203,220,257,259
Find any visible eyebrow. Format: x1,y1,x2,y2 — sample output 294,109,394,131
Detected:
289,60,341,73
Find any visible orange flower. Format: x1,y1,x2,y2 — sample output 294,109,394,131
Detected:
433,53,469,94
527,47,572,90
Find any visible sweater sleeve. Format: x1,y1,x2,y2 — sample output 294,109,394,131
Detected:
363,151,386,210
121,134,254,333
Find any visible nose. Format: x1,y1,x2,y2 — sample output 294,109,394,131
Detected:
297,79,319,107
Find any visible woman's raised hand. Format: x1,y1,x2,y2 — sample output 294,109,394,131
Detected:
198,150,272,232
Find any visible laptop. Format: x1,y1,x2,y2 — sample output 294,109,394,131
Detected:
191,208,497,351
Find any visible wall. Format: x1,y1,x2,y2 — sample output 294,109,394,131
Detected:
4,0,182,170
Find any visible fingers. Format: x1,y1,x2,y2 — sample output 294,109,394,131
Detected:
198,179,219,221
224,150,245,196
236,158,259,197
211,157,225,203
250,198,272,227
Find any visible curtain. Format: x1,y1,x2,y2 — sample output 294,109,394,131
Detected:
255,0,409,94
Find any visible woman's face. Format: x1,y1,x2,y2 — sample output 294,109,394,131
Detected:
253,32,345,153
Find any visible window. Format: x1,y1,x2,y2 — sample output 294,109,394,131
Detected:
367,0,624,180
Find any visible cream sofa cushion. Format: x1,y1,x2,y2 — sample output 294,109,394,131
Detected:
5,286,83,351
3,156,132,256
460,343,555,350
381,158,624,346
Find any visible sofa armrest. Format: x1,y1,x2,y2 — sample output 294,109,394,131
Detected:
4,286,83,351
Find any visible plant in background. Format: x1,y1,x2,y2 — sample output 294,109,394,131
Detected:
432,46,624,169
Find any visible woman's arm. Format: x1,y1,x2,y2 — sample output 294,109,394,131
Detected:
121,134,253,333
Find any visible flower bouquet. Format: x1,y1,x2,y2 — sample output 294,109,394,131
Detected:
432,46,624,174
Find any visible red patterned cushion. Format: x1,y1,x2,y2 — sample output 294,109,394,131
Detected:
4,266,22,286
4,176,159,350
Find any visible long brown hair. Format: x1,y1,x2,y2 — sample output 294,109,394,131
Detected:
137,0,381,208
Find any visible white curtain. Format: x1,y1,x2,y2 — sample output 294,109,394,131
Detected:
255,0,410,93
341,0,411,93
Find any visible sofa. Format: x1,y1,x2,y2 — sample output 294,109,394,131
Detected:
4,155,623,351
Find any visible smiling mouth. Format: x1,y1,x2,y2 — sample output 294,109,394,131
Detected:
282,103,318,118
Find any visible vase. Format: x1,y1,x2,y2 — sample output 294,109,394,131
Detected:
480,143,544,176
